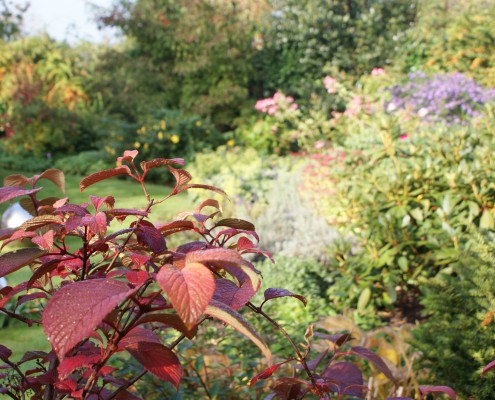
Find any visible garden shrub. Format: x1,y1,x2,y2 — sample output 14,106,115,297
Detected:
303,111,495,324
412,230,495,399
0,149,445,399
53,150,112,176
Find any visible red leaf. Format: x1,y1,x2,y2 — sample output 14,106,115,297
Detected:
79,166,131,192
119,327,161,350
129,253,151,268
322,361,364,397
482,359,495,377
42,279,141,360
126,270,149,286
17,292,47,306
32,231,54,250
0,186,42,204
350,346,396,383
137,313,197,339
89,195,115,211
57,353,102,380
168,167,192,187
136,225,166,253
157,220,195,237
213,278,256,311
118,150,139,163
0,248,45,278
216,218,256,231
140,157,184,172
250,362,287,386
55,204,88,216
263,288,307,307
126,342,182,389
36,169,66,194
0,344,12,361
419,386,457,399
176,184,228,198
157,262,214,328
237,236,256,251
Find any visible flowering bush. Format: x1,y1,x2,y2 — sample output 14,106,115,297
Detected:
387,72,495,124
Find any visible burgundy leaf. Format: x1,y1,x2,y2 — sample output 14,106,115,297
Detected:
129,253,151,269
250,362,287,386
350,346,396,383
419,386,457,399
135,225,166,253
0,344,12,361
1,230,36,249
42,279,141,360
482,359,495,377
386,398,415,400
0,228,15,240
18,351,47,365
0,186,42,204
0,282,33,308
215,218,255,231
213,278,256,311
126,342,182,389
0,248,45,278
315,332,354,347
157,220,195,237
157,262,215,328
263,288,307,307
271,377,309,399
17,292,47,306
295,349,329,371
36,169,66,194
80,166,131,192
55,204,88,216
322,361,364,398
107,208,148,218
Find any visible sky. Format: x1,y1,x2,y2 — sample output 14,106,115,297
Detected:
22,0,120,44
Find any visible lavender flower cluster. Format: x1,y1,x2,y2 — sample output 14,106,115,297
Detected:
387,71,495,124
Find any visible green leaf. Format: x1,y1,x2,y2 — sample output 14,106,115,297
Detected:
480,209,494,230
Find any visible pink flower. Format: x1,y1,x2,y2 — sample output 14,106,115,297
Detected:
314,140,326,150
344,96,363,117
371,67,385,76
399,134,409,140
323,76,338,94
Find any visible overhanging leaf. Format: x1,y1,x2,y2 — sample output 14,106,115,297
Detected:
20,215,61,231
205,300,271,364
140,158,184,172
43,279,141,360
127,342,182,389
263,288,307,307
36,169,66,194
350,346,395,383
482,359,495,377
0,248,45,278
215,218,255,231
157,262,214,328
136,313,197,339
3,174,29,187
419,386,456,399
80,166,131,192
0,186,42,204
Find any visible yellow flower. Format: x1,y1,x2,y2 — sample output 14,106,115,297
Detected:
160,120,166,130
170,134,180,144
195,120,202,127
157,131,163,140
143,143,149,150
227,139,235,147
134,141,141,148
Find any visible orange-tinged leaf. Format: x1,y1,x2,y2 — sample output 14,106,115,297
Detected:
127,342,182,389
194,199,220,214
0,248,45,278
20,215,61,231
36,169,66,194
157,262,214,328
43,279,141,360
205,300,271,364
3,174,29,187
79,166,131,192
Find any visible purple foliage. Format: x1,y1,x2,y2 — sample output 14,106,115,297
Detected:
387,71,495,124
